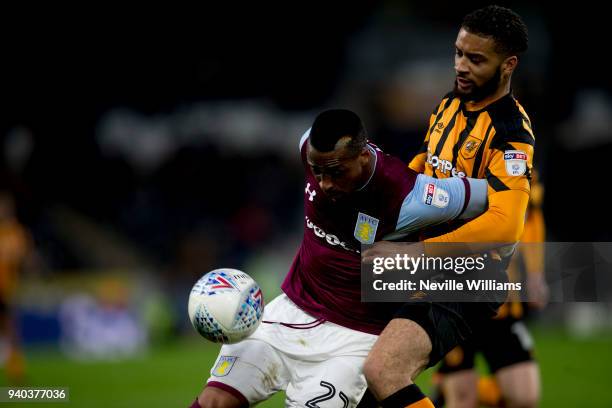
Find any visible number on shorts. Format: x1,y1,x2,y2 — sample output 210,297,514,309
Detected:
306,381,349,408
339,391,349,408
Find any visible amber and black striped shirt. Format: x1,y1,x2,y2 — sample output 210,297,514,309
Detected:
409,92,534,196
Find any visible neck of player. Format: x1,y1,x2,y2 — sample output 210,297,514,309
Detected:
357,148,376,191
466,77,512,111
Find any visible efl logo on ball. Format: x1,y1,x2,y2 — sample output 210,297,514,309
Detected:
188,268,264,344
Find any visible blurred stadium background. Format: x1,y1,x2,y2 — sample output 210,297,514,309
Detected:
1,2,611,407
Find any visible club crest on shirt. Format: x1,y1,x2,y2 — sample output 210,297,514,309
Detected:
354,212,379,244
504,150,527,176
460,135,482,159
212,356,237,377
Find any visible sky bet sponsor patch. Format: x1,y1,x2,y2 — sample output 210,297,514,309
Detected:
504,150,528,176
423,183,449,208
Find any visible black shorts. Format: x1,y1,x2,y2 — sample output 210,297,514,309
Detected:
393,256,507,367
394,301,501,368
437,317,534,374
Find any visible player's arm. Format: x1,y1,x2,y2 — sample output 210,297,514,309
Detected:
521,176,548,307
522,208,545,274
425,140,534,250
365,139,533,261
521,177,545,275
364,174,487,261
383,173,488,241
523,204,548,308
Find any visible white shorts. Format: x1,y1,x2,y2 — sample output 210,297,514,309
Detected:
206,294,378,407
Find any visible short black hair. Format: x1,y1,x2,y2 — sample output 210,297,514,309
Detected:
309,109,367,154
462,5,528,56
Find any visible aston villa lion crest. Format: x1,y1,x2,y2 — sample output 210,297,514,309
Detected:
354,212,379,244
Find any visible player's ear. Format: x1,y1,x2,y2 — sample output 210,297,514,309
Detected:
358,146,370,164
502,55,518,76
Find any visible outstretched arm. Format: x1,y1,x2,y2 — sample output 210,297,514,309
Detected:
385,173,488,241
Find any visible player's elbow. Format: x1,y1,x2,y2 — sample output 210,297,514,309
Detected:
484,206,525,242
486,190,529,242
497,220,524,242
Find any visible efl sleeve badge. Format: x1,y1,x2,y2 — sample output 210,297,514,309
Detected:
503,150,527,176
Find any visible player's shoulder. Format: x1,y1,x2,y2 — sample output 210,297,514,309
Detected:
432,91,457,115
372,151,418,196
486,94,535,149
440,91,456,103
377,150,417,178
299,128,310,152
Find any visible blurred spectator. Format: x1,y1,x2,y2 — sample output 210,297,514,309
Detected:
58,278,147,360
0,191,33,383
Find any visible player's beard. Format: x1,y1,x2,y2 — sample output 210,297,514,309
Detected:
454,66,502,103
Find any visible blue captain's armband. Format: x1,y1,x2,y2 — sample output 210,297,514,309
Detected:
385,174,488,240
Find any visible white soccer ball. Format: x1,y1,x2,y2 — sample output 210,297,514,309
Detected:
188,268,264,344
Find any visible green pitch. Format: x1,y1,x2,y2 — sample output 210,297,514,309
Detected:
2,327,611,407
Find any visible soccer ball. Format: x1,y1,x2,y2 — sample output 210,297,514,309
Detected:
188,268,264,344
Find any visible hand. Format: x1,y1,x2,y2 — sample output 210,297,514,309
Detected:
527,274,549,309
362,241,425,264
